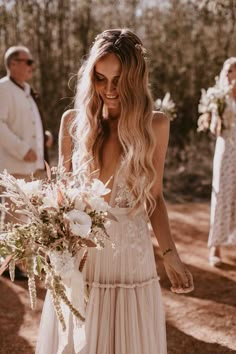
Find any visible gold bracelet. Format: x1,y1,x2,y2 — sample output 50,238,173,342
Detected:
162,248,172,257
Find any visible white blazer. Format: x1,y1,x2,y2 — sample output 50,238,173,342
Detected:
0,76,44,174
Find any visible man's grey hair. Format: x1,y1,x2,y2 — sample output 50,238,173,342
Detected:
4,46,31,70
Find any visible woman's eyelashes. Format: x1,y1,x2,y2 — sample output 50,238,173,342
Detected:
95,74,105,82
94,73,120,86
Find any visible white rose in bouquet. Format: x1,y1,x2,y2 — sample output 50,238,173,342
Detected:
66,210,92,237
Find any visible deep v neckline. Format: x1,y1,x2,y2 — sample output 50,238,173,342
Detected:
107,162,121,207
99,158,121,207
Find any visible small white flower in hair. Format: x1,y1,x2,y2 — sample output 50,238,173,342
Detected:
135,43,146,55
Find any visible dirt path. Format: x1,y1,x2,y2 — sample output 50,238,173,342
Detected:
0,202,235,354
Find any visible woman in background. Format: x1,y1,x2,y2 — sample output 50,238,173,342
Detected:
208,57,236,266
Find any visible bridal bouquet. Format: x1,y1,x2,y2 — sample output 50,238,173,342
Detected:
197,78,235,134
154,92,177,121
0,164,112,331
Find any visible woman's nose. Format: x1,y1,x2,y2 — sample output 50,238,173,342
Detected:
105,81,115,93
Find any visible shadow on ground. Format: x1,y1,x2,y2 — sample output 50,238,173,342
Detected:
0,279,34,354
166,323,236,354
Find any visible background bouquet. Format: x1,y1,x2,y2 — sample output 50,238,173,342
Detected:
0,164,112,331
197,78,235,135
154,92,177,121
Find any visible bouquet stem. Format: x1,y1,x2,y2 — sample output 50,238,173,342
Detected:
79,250,88,272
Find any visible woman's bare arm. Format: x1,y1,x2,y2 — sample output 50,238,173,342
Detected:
149,112,176,253
149,112,194,293
58,109,76,172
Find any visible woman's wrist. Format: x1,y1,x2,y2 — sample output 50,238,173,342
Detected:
162,247,181,262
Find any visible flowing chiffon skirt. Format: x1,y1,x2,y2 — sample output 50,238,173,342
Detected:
36,207,167,354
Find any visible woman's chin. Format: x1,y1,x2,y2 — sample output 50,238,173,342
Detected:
105,100,119,109
106,104,120,117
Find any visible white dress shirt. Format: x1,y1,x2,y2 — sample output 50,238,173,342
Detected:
0,76,44,174
24,84,44,170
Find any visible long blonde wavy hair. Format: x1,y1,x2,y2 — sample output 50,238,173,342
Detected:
72,28,157,214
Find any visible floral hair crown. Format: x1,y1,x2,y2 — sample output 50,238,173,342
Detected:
94,32,147,57
134,43,147,56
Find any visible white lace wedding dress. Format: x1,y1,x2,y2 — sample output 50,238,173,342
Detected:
36,163,167,354
208,98,236,247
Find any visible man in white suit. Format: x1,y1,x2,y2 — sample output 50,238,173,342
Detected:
0,45,52,178
0,45,52,279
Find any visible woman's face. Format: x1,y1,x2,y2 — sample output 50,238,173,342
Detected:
227,64,236,84
94,53,121,118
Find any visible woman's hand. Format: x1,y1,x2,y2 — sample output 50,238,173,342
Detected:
163,252,194,294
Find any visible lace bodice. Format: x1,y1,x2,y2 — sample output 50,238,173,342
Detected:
110,165,136,209
102,162,152,268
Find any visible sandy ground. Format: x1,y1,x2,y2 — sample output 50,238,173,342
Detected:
0,202,235,354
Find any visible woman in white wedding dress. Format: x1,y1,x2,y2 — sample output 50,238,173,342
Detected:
208,57,236,266
36,28,194,354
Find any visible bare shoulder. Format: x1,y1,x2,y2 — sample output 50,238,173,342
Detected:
61,109,77,126
60,109,77,134
152,111,170,137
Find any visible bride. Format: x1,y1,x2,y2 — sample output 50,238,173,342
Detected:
36,28,194,354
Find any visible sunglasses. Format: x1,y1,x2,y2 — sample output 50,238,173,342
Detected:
14,59,34,66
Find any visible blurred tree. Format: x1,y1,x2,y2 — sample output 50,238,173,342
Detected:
0,0,235,153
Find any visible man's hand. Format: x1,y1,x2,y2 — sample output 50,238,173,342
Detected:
23,149,37,162
45,130,53,148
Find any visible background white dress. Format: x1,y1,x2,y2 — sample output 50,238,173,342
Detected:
36,163,167,354
208,98,236,247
